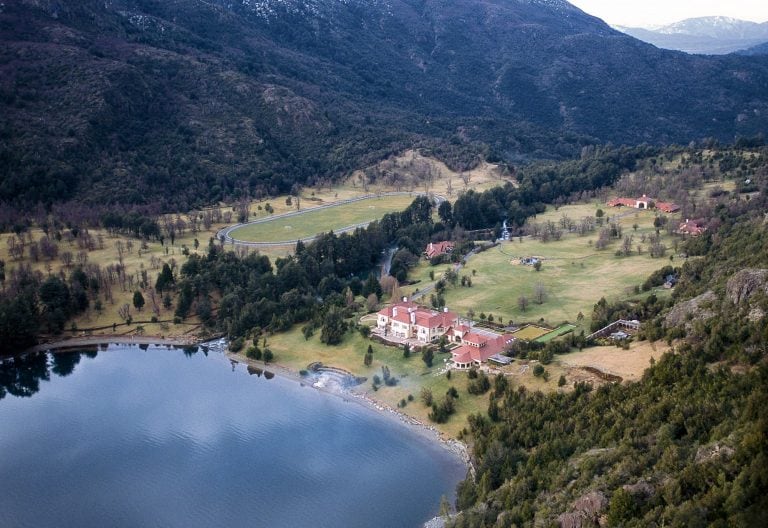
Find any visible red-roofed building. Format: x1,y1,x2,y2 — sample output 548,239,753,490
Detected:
656,201,681,214
376,302,458,343
678,219,707,236
607,196,679,213
451,331,516,369
607,198,637,208
424,241,454,260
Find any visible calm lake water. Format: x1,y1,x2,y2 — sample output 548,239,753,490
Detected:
0,345,465,528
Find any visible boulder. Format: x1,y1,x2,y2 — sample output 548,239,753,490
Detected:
726,269,768,305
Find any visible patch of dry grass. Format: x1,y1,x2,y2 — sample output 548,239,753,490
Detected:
558,340,671,382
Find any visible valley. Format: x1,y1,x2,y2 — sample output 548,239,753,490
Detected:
1,0,767,526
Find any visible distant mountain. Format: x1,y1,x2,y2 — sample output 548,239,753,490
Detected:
738,41,768,56
617,16,768,55
2,1,768,209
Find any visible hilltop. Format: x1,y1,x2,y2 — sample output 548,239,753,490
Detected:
2,0,768,210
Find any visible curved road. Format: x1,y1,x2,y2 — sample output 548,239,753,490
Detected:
217,192,446,248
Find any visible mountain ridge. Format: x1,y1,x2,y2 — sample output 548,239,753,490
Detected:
617,16,768,55
2,0,768,209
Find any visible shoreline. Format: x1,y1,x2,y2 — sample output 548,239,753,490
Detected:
21,334,199,355
17,334,471,471
224,350,472,471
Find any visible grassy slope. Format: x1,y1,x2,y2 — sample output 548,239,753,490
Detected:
437,205,679,330
263,324,489,437
229,194,417,242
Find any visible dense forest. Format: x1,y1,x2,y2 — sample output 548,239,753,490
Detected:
2,0,768,211
0,144,660,354
1,136,766,524
447,172,768,526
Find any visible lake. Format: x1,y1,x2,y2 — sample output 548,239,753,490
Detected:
0,345,466,528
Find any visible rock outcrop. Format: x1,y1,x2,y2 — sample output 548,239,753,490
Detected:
558,491,607,528
725,269,768,305
665,291,718,330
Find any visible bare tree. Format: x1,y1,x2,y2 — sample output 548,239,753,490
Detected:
460,172,471,188
117,303,131,321
7,235,24,260
518,295,530,312
622,235,633,256
115,240,125,264
366,293,379,313
534,283,547,304
60,251,74,267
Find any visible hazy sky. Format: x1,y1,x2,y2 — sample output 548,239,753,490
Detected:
568,1,768,28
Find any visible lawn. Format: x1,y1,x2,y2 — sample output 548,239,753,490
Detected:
262,324,490,437
535,324,578,343
228,194,417,243
511,325,552,341
402,259,453,298
436,204,681,329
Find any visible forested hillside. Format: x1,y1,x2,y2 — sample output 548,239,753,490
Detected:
2,0,768,210
448,173,768,526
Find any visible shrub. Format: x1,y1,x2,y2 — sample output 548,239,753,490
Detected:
246,345,262,360
229,338,245,353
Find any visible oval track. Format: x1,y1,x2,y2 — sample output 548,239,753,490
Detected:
217,192,445,248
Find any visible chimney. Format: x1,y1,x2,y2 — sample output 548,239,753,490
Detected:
402,296,408,303
444,307,448,313
410,311,416,324
393,307,398,318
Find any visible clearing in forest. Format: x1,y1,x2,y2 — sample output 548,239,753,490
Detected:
558,341,670,382
228,194,417,243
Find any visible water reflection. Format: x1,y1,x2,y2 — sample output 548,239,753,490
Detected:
0,345,466,528
0,352,50,399
0,344,268,401
50,351,83,377
0,350,100,400
183,346,199,357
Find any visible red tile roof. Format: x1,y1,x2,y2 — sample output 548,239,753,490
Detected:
607,198,636,207
378,302,457,329
425,241,454,259
678,219,707,236
452,333,515,364
378,301,419,318
656,201,680,213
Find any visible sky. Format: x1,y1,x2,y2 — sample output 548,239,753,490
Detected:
568,0,768,28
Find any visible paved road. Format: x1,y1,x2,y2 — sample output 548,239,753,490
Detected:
217,192,445,248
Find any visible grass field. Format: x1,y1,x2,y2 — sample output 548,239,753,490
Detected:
511,325,552,341
436,204,680,329
229,194,417,243
558,341,670,382
535,324,578,343
262,324,489,437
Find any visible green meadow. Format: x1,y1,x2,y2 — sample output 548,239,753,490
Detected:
429,205,679,330
228,194,417,243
